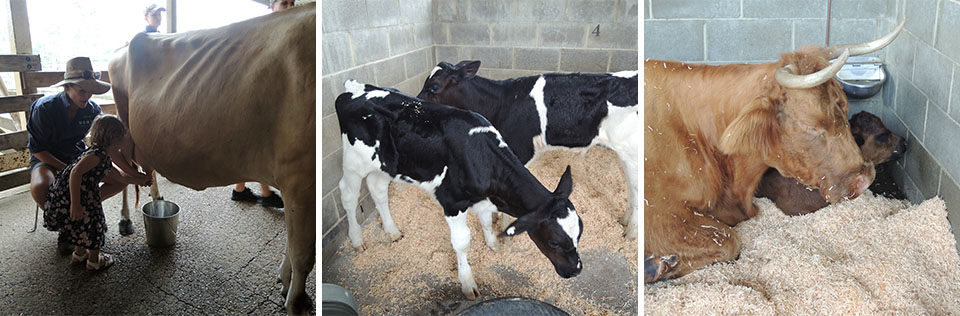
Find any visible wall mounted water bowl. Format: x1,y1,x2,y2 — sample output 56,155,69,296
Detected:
835,56,886,99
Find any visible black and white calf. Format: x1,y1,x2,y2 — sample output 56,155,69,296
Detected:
336,80,584,299
417,61,639,239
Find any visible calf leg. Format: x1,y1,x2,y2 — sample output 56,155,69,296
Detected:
644,205,741,283
339,171,365,250
365,173,401,241
498,213,513,246
445,210,480,300
614,148,639,240
470,199,499,251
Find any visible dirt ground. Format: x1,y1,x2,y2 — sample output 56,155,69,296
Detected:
322,148,639,315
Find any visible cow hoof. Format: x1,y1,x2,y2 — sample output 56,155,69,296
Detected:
623,227,637,240
118,219,135,236
644,255,678,283
352,243,366,252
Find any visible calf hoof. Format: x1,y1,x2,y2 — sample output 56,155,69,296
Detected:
623,227,637,240
388,231,403,242
644,255,678,283
351,242,366,252
118,219,135,236
461,283,480,300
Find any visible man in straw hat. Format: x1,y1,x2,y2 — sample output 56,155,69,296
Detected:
27,57,151,254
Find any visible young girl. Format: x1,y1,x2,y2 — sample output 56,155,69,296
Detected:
43,114,134,270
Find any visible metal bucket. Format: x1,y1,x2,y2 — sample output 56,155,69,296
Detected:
322,284,359,316
141,200,180,247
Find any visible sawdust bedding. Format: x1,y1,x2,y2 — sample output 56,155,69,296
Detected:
338,148,638,315
644,193,960,315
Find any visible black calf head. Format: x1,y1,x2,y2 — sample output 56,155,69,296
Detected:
849,111,906,164
500,166,583,278
417,60,481,106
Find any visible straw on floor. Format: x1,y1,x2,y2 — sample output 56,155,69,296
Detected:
644,193,960,315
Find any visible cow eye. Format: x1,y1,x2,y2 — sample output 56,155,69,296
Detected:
876,133,890,143
854,134,865,147
429,84,440,94
547,239,560,249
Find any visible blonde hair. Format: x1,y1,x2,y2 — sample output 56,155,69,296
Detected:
89,114,126,149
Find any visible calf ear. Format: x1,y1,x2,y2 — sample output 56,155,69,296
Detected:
553,165,573,198
455,60,481,79
499,213,539,237
718,100,780,156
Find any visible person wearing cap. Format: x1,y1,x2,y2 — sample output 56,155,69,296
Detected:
229,0,294,209
27,57,150,254
143,4,166,34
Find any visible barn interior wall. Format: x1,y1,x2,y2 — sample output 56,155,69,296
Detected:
322,0,640,264
433,0,639,80
644,0,960,251
321,0,437,263
881,0,960,249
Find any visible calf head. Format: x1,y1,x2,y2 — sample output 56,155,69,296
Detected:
416,60,481,106
500,166,583,278
850,111,906,165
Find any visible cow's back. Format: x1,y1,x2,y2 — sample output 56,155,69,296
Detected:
110,3,316,189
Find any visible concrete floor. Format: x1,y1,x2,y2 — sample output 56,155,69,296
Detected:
0,176,315,314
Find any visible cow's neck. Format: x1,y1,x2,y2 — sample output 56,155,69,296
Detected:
672,63,779,147
487,158,554,218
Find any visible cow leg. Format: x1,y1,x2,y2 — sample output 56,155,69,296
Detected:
339,171,366,250
149,171,162,200
282,188,315,315
365,172,402,241
644,205,740,283
470,199,499,251
445,210,480,300
118,185,134,236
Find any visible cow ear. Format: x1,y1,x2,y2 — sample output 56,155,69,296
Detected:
499,213,539,237
718,99,780,156
553,165,573,198
456,60,481,79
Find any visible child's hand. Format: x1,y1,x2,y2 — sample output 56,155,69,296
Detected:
70,202,85,221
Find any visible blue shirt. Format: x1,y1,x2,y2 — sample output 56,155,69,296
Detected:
27,92,102,166
144,25,159,33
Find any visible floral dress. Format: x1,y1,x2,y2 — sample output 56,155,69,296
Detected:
42,145,111,249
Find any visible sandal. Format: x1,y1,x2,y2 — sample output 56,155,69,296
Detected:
86,253,115,271
71,250,88,263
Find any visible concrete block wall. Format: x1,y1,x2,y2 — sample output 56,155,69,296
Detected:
881,0,960,248
433,0,639,77
321,0,437,263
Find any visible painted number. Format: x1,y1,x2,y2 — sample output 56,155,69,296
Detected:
593,24,600,36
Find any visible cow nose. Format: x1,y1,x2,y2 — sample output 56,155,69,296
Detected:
856,174,871,193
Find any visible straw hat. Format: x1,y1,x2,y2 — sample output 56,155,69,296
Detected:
50,57,111,94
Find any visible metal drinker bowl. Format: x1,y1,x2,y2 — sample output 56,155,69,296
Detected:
141,200,180,247
835,56,886,99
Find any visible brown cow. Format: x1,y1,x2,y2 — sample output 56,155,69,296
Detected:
757,111,907,216
644,19,904,283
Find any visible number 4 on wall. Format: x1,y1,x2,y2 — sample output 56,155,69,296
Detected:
593,24,600,36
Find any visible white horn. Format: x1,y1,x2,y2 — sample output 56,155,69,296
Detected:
828,18,905,58
776,49,850,89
